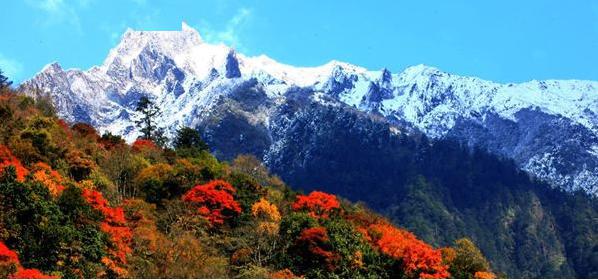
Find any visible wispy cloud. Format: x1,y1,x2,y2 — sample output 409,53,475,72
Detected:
26,0,86,33
0,54,24,82
199,8,253,52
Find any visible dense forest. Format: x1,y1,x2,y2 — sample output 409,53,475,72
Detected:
264,102,598,278
0,75,496,278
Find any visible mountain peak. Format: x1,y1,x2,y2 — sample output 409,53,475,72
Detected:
181,21,203,42
41,62,63,74
102,22,205,70
401,64,442,76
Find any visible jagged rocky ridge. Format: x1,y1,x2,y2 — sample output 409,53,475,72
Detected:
23,22,598,196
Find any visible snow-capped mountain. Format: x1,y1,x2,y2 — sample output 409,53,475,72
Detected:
23,22,598,196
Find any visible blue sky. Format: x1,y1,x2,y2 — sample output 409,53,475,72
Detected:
1,0,597,83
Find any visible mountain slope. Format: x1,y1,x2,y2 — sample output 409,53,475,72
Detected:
260,97,597,277
2,89,502,278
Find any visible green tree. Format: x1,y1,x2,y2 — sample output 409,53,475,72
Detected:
449,238,492,278
173,126,209,156
135,96,165,145
0,167,107,278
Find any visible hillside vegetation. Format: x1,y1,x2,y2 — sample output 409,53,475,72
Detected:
0,86,495,278
266,103,598,278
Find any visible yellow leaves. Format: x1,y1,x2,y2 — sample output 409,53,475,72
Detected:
256,222,279,236
251,198,281,222
351,250,364,269
251,198,281,235
77,180,95,190
136,163,173,183
474,271,497,279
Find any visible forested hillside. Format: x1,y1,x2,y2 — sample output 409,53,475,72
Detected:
0,83,495,278
265,103,598,278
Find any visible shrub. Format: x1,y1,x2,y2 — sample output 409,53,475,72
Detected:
448,238,493,279
82,189,132,277
251,198,282,235
182,180,241,227
30,162,65,196
135,163,174,204
292,191,341,219
71,123,98,139
295,227,339,272
0,242,54,279
0,145,27,182
367,223,449,279
66,150,95,181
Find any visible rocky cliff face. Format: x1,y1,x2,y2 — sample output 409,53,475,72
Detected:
22,22,598,196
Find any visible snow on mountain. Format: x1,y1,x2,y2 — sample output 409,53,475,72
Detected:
22,22,598,196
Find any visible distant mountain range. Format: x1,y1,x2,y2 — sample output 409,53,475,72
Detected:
23,23,598,197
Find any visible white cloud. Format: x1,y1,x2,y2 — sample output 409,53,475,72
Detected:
0,54,24,82
199,8,253,51
26,0,85,33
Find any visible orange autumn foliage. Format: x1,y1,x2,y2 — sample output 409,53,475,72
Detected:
474,271,497,279
31,162,65,196
0,242,56,279
367,223,449,279
0,145,28,182
182,180,242,226
82,189,132,277
270,268,302,279
132,139,159,152
291,191,340,219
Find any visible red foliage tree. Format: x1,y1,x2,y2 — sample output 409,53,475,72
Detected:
291,191,341,219
295,227,339,271
367,223,449,279
0,242,19,266
56,119,72,140
9,268,55,279
182,180,242,226
131,139,159,152
71,123,98,139
82,189,132,277
0,242,55,279
0,145,28,182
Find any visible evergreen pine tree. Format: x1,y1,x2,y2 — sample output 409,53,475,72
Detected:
134,96,165,145
173,126,208,151
173,126,209,157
